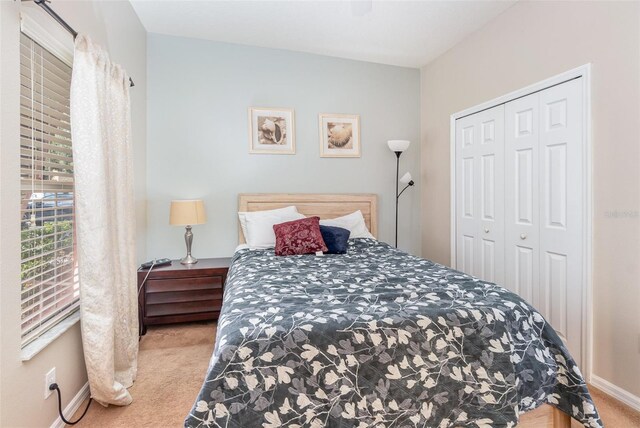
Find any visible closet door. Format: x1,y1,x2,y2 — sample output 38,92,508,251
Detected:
504,79,584,365
455,105,504,283
538,78,584,364
505,93,540,304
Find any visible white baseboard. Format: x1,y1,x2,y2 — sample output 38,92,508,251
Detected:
590,374,640,412
50,382,90,428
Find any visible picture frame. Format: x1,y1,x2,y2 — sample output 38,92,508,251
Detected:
319,113,361,158
248,107,295,154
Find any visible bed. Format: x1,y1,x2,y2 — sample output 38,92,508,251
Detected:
185,193,602,428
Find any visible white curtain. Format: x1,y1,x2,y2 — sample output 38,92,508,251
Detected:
70,34,138,406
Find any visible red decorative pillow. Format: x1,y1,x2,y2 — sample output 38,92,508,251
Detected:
273,217,328,256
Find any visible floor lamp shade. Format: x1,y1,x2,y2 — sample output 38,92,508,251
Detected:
170,200,207,226
387,140,411,153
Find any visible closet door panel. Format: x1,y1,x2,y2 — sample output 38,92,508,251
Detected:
515,246,534,301
456,118,479,277
545,251,568,336
539,78,583,363
505,94,540,303
462,157,475,218
516,149,534,225
478,107,504,284
481,154,496,221
480,153,498,282
455,105,504,283
461,234,475,275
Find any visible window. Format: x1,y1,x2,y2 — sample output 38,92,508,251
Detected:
19,32,79,347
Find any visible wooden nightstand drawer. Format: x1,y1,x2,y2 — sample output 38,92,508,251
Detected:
146,276,223,293
138,258,231,335
145,288,224,305
146,299,223,317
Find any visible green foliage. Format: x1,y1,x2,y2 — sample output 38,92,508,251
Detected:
21,221,73,291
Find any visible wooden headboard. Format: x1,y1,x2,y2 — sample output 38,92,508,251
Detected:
238,193,378,244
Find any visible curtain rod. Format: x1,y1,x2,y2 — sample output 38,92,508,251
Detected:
32,0,135,87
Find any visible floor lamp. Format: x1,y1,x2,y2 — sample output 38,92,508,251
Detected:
388,140,415,248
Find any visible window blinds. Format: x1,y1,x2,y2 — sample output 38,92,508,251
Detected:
19,32,79,347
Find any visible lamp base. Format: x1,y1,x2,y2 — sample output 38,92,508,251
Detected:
181,225,198,264
180,254,198,265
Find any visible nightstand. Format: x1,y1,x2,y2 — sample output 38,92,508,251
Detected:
138,257,231,335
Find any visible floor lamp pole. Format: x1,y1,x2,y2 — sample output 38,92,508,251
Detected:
394,151,401,248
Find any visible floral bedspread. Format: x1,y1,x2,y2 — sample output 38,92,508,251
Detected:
185,239,602,428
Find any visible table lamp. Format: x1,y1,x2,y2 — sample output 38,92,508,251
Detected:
170,199,207,264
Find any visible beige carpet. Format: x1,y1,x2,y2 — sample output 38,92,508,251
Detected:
72,322,640,427
72,322,217,427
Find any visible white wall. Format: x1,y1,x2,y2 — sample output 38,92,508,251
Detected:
0,1,146,426
147,34,421,259
420,1,640,399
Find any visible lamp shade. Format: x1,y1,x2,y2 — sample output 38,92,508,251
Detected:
170,200,207,226
387,140,410,153
400,172,413,185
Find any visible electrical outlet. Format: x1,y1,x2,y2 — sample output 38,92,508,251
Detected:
44,367,56,399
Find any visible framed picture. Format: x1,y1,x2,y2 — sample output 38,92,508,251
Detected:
248,107,295,154
319,113,361,158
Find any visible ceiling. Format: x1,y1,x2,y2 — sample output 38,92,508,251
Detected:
130,1,516,68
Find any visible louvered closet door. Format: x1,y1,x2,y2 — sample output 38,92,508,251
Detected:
455,105,505,284
505,93,540,304
538,79,584,364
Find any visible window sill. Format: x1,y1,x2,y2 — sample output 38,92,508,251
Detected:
20,310,80,362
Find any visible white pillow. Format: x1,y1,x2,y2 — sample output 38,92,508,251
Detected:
320,210,375,239
238,206,298,242
239,206,305,249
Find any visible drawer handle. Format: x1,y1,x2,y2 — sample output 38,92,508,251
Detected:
484,228,489,233
520,233,527,240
